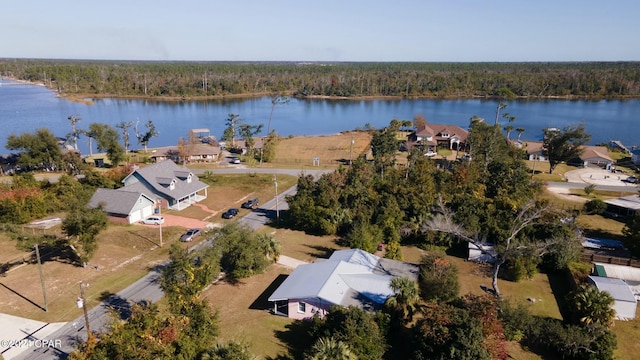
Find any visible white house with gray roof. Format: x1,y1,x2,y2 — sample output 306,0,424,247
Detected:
88,188,156,224
120,159,209,211
268,249,419,319
588,276,637,320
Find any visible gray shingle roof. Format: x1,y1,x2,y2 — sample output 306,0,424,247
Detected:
88,188,152,215
121,160,208,201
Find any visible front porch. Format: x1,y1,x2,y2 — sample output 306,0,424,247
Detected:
168,192,207,211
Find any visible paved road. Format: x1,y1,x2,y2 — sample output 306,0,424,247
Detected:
16,167,326,360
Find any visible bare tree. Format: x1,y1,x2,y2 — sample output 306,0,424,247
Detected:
422,199,559,296
116,121,134,153
67,115,82,151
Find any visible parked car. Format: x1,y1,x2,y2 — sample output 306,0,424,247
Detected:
180,228,202,242
230,157,241,164
241,198,259,209
624,176,638,184
424,151,437,157
222,208,239,219
141,216,164,225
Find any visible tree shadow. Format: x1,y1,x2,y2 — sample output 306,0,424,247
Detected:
304,244,337,259
0,282,46,312
249,274,288,310
546,270,573,322
35,240,82,266
101,293,135,320
273,320,314,360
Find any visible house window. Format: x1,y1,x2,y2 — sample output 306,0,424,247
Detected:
441,133,449,138
298,302,306,313
170,180,176,190
187,174,192,183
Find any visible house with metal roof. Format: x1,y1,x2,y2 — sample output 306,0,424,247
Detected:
120,160,209,211
268,249,419,319
604,195,640,219
588,276,637,320
88,188,155,224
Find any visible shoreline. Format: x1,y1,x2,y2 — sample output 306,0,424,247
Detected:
4,76,640,104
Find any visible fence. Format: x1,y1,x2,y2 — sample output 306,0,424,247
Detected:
581,253,640,268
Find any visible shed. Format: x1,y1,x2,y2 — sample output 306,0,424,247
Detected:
588,276,637,320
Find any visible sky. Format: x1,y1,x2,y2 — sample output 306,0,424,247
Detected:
2,0,640,62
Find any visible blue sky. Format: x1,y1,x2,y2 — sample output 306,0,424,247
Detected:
3,0,639,61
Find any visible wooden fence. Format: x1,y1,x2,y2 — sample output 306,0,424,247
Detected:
581,253,640,268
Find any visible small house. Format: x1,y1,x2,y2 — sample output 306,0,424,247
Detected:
604,195,640,219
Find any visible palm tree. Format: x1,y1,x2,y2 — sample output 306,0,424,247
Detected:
385,277,420,323
568,285,616,327
307,337,358,360
258,233,280,262
516,127,525,141
504,125,514,140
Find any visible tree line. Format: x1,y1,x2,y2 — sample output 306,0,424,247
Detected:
2,59,640,99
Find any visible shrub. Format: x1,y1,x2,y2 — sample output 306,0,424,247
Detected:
583,199,607,215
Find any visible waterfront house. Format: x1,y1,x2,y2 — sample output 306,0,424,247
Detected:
268,249,419,319
526,142,613,168
407,124,468,153
149,144,221,163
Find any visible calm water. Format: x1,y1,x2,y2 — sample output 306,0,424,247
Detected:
1,78,639,155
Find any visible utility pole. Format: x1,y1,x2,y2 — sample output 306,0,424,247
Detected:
78,282,91,339
273,175,279,222
157,199,163,247
35,244,48,312
349,137,354,165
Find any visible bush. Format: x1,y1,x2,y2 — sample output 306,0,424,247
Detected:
504,256,539,282
583,199,607,215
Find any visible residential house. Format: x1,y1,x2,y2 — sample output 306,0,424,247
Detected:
588,276,637,320
268,249,419,319
604,195,640,219
119,159,209,211
149,144,221,164
407,124,468,152
526,142,613,168
88,188,156,224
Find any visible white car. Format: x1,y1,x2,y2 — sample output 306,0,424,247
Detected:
230,157,241,164
141,216,164,225
424,151,437,157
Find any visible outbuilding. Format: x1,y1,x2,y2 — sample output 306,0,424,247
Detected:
588,276,637,320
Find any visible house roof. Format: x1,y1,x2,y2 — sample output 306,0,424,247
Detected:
605,195,640,211
414,124,469,142
580,146,613,162
88,188,153,215
588,276,637,303
150,144,221,158
121,160,209,201
268,249,418,307
525,141,544,154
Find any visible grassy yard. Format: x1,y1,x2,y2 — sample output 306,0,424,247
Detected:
0,224,184,323
270,131,372,168
528,162,579,182
202,226,563,359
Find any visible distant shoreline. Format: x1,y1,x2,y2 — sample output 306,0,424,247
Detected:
3,76,639,104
